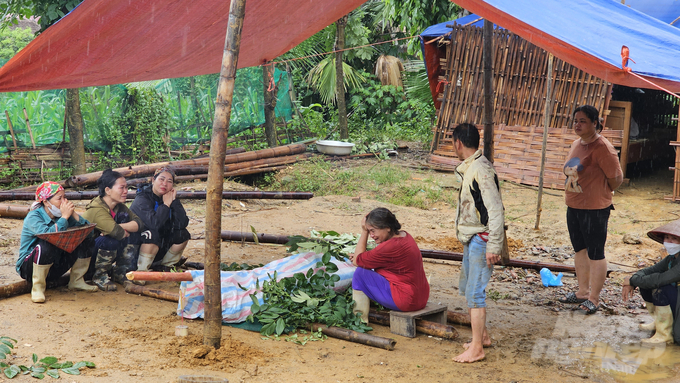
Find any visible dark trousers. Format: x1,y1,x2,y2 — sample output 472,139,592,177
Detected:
640,285,678,314
19,236,95,281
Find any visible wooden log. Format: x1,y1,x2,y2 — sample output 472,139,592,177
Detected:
0,203,30,218
0,275,69,299
310,323,396,351
23,108,36,149
124,282,181,302
65,143,306,187
204,0,247,349
221,230,291,244
447,311,471,326
125,271,193,282
0,190,314,202
5,110,16,149
368,310,459,340
126,164,289,186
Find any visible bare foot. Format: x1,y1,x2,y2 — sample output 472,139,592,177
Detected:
453,347,485,363
463,337,492,350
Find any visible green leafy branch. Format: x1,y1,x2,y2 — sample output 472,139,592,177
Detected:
0,337,95,379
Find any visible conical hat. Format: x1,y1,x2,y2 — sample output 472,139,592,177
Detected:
36,223,96,253
647,219,680,244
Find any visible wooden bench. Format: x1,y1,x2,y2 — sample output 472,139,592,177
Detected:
389,303,448,338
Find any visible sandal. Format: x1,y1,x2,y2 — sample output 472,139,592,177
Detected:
579,300,598,315
558,292,587,304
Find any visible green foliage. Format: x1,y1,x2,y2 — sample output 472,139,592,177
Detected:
307,56,366,105
347,76,435,145
0,337,94,379
380,0,462,55
106,87,173,164
247,231,373,337
0,26,33,59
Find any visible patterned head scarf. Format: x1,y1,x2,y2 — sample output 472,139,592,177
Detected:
31,181,64,210
153,167,176,182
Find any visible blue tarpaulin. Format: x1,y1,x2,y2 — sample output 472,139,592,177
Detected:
451,0,680,91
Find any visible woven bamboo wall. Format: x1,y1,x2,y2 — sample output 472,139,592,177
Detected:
431,124,623,190
432,25,609,153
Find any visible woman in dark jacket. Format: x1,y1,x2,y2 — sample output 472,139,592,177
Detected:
130,167,190,273
622,219,680,345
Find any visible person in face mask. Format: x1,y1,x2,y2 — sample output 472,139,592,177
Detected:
17,181,99,303
622,220,680,345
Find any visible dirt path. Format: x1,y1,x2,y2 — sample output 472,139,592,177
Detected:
0,164,679,382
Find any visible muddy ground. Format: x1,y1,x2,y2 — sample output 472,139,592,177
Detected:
1,154,679,382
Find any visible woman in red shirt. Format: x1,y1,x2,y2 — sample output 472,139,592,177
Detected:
349,208,429,323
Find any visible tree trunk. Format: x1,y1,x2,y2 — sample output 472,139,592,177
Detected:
335,16,348,140
66,88,87,175
482,20,494,161
203,0,248,349
263,64,278,147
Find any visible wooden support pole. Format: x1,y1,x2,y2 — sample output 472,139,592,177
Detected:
5,110,16,149
535,53,554,230
0,190,314,202
204,0,247,349
310,323,396,350
482,19,494,161
22,108,36,149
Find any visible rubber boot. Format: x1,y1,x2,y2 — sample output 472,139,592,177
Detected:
68,258,98,292
639,302,656,331
642,305,674,344
352,289,370,324
135,252,156,285
161,248,183,268
113,244,139,285
92,249,117,291
31,263,52,303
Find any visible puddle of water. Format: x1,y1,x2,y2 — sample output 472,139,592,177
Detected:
571,341,680,382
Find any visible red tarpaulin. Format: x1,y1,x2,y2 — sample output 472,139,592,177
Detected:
0,0,365,92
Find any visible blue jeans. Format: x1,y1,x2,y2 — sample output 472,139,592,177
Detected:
459,235,493,308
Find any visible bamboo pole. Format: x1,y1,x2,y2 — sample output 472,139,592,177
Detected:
483,19,494,161
221,230,291,244
124,282,182,302
204,0,247,349
310,323,396,350
368,310,459,340
0,190,314,202
126,271,193,282
5,110,16,149
535,53,554,230
22,108,36,149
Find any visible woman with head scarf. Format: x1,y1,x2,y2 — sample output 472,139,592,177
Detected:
130,167,190,274
17,181,98,303
82,169,144,291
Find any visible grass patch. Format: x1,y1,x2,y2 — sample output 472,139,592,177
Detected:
265,159,456,210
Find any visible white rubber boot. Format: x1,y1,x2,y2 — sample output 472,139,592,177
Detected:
352,289,370,324
135,252,155,286
31,263,52,303
161,248,183,267
642,305,674,344
68,258,98,292
639,302,656,331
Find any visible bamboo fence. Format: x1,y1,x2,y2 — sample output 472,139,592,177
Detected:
430,25,617,190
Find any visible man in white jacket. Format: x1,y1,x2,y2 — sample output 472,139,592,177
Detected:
451,123,505,363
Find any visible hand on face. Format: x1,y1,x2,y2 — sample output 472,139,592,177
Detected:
360,215,368,233
162,188,176,206
58,199,74,219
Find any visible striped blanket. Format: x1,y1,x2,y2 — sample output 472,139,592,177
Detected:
178,251,356,323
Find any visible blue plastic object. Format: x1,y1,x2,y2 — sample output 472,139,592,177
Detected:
540,268,563,287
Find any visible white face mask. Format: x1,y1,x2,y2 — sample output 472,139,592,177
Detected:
46,202,62,218
663,242,680,255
